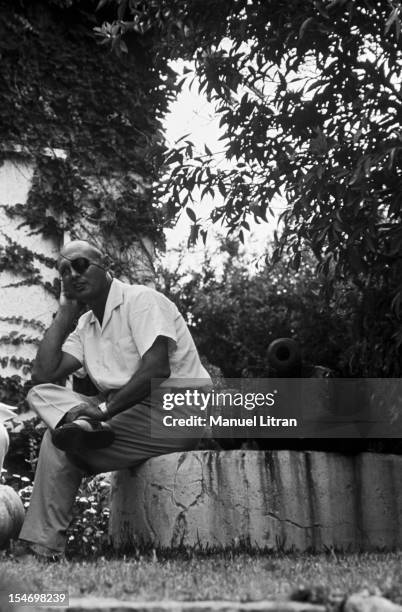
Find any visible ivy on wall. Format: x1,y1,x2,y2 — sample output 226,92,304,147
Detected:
0,317,46,333
0,0,175,257
0,375,32,409
0,231,59,296
0,0,176,398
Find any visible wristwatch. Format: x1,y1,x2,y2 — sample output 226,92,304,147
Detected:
97,401,109,419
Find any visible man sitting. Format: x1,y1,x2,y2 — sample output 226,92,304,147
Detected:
16,239,211,559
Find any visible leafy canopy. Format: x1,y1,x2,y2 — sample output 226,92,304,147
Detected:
94,0,402,375
0,0,176,275
97,0,402,283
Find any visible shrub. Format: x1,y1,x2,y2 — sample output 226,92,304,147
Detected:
2,466,112,558
66,473,111,558
158,242,355,377
3,417,112,558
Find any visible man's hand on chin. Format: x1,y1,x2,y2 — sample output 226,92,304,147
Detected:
63,402,106,424
59,281,83,316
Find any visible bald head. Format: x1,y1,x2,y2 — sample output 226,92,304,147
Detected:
60,240,104,265
58,240,112,305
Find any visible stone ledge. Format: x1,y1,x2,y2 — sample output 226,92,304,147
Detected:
51,598,326,612
109,450,402,552
345,594,402,612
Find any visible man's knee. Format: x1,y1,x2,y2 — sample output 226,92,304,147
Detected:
27,383,81,430
27,384,44,411
27,383,59,412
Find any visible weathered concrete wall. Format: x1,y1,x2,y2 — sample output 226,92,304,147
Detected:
0,155,59,379
109,450,402,552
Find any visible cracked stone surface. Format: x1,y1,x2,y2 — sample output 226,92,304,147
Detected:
109,450,402,552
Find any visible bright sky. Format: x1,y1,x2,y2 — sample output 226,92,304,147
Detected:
161,60,279,273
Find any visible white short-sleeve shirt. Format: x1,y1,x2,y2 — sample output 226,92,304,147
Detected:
62,279,212,392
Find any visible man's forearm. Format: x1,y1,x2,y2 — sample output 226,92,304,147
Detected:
32,310,75,381
105,362,170,418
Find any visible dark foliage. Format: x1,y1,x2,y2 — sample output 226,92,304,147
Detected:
158,241,355,377
100,0,402,376
2,464,111,558
0,0,174,252
0,0,176,403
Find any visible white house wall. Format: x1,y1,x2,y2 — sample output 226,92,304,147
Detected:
0,154,156,381
0,156,59,379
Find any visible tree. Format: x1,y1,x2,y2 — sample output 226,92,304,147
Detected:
97,0,402,375
0,0,177,275
158,240,359,377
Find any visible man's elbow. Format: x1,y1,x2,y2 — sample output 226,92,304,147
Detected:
158,365,171,380
151,361,170,381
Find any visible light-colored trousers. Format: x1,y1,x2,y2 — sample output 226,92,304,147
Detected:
19,383,199,552
0,423,9,473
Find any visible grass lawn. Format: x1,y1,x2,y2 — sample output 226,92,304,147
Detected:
2,551,402,603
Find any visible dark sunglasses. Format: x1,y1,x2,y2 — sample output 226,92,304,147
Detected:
58,255,104,277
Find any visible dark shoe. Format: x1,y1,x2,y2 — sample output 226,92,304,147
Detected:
11,539,64,562
51,420,115,451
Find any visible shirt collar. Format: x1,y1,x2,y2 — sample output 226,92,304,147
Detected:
88,278,124,327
